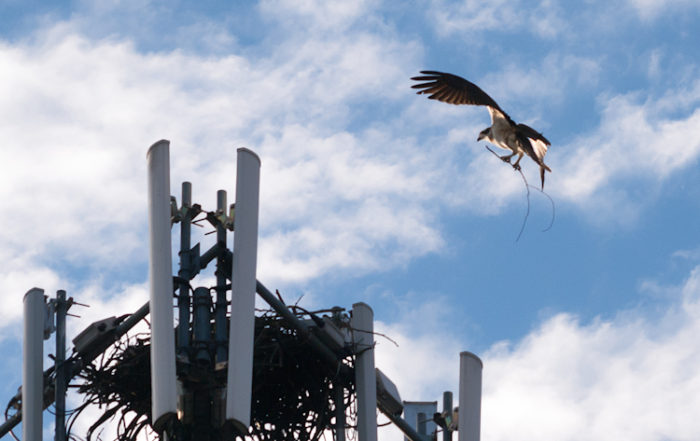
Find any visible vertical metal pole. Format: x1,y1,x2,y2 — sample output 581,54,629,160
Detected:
225,148,261,433
417,412,426,437
458,352,482,441
177,181,192,357
334,381,346,441
23,287,44,441
147,140,178,432
55,290,68,441
443,391,453,441
351,302,377,441
192,287,213,366
215,189,228,364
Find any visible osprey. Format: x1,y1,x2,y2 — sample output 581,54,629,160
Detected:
411,70,552,189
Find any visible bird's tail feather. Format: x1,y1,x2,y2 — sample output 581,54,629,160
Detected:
539,163,551,190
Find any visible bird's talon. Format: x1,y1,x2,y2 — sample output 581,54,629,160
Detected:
512,164,521,171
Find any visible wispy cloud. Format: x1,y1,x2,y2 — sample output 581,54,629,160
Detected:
0,13,429,328
374,264,700,441
428,0,700,40
259,0,374,32
427,0,567,39
0,253,61,342
626,0,700,20
483,265,700,441
481,53,602,109
553,87,700,223
1,2,699,440
2,8,697,315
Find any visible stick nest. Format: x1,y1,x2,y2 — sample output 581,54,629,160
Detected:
69,311,355,441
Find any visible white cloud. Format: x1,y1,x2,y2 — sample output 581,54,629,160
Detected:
259,0,374,32
374,295,465,400
428,0,567,39
256,125,447,284
374,264,700,441
647,49,663,80
1,3,699,441
5,7,592,299
0,254,62,341
429,0,699,40
9,263,700,441
429,0,520,36
553,89,700,223
0,17,431,296
0,0,696,309
481,53,601,108
483,265,700,441
626,0,700,20
672,246,700,262
2,1,696,309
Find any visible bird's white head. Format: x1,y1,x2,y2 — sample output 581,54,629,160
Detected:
477,128,491,142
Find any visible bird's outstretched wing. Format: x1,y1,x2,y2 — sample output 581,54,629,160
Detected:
411,71,501,107
516,123,551,161
516,124,550,146
513,132,551,189
411,71,514,123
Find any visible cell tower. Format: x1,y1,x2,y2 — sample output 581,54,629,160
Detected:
1,140,482,441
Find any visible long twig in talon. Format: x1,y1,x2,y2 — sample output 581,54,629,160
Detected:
518,168,555,233
485,146,555,241
485,145,505,161
484,146,530,241
515,167,531,242
536,187,555,232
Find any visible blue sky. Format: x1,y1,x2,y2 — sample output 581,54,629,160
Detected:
1,0,700,440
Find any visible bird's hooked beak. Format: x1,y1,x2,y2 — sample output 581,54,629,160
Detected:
477,129,489,142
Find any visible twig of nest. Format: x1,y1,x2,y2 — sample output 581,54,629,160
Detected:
68,309,356,441
70,336,154,441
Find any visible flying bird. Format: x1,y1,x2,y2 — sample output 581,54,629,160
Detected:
411,71,552,189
